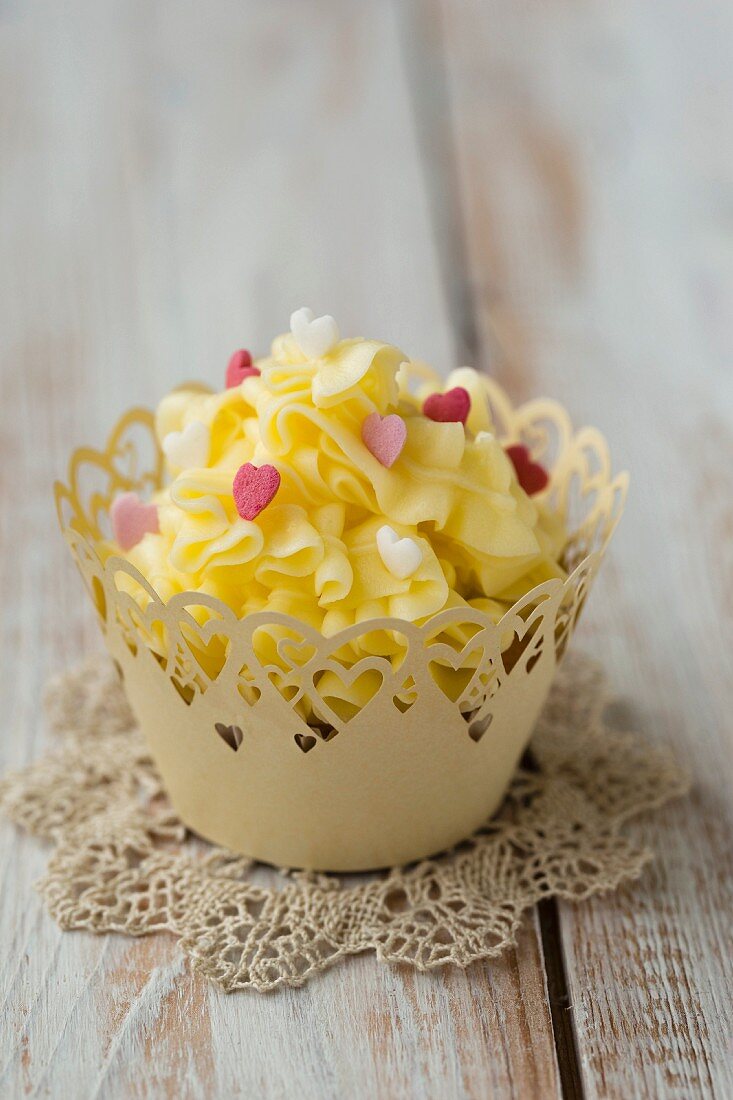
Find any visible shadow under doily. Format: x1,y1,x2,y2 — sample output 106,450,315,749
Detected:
0,652,689,992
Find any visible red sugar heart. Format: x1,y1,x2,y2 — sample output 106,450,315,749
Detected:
423,386,471,425
225,349,260,389
232,463,281,521
361,412,407,468
110,492,159,551
505,444,550,496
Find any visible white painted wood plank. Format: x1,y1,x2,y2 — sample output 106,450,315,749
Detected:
439,1,733,1095
0,2,561,1097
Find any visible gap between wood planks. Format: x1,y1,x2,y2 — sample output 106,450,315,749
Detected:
395,3,586,1096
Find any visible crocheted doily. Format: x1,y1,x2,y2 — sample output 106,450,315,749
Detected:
0,652,688,993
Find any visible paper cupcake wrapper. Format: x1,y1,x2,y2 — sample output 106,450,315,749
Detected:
55,381,627,870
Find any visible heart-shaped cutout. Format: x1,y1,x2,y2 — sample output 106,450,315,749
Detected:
427,637,493,704
468,712,493,742
170,675,194,705
277,638,318,668
163,420,210,469
392,675,418,714
237,681,262,706
237,663,262,706
505,444,549,496
110,492,159,551
362,412,407,468
430,662,484,704
377,525,422,580
311,661,384,724
423,386,471,425
267,669,300,704
290,307,340,359
295,732,317,754
502,617,543,675
232,463,281,521
215,722,243,751
179,620,231,685
225,348,260,388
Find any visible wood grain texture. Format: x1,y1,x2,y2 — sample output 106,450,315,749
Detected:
3,0,730,1095
437,1,733,1096
0,2,562,1097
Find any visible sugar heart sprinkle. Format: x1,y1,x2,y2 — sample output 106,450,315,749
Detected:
361,412,407,468
376,525,422,580
225,349,260,388
232,463,281,521
290,307,340,359
163,420,210,469
505,443,550,496
423,386,471,425
110,492,159,551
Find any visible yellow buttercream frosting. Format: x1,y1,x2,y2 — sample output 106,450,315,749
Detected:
109,322,567,718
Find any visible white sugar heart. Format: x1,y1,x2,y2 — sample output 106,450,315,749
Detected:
376,525,422,580
163,420,210,469
290,306,340,359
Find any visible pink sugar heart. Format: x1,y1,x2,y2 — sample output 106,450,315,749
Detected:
225,348,260,389
361,412,407,468
110,492,159,551
232,463,281,521
423,386,471,425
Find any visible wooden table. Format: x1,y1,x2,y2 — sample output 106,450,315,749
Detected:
1,3,731,1096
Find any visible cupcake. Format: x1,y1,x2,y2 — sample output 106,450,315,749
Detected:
56,309,627,870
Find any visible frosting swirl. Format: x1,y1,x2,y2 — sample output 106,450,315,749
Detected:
112,322,567,713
